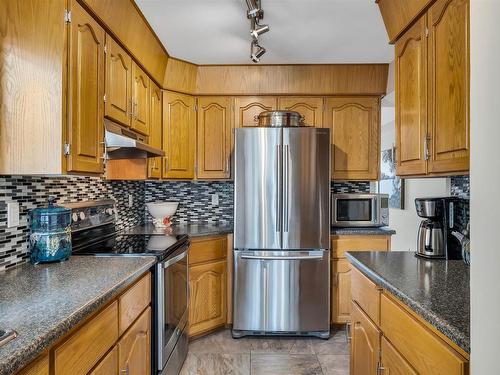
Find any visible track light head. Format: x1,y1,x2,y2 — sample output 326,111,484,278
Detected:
246,0,262,19
250,41,266,63
250,23,270,40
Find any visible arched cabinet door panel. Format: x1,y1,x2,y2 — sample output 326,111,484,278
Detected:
234,96,277,128
278,97,324,127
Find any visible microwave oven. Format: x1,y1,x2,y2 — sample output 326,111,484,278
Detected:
331,193,389,227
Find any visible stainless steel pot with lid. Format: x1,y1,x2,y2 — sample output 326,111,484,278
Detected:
255,110,306,127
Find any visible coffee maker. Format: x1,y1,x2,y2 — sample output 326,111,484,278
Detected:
415,197,462,259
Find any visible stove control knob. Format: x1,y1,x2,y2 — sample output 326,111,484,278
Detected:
79,211,86,221
72,213,78,222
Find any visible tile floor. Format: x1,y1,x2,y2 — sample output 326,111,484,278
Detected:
180,327,350,375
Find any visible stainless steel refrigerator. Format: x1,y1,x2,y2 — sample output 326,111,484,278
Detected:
233,126,331,339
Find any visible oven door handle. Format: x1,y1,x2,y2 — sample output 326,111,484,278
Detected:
162,248,188,268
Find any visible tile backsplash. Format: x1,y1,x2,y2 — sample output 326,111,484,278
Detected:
450,176,470,233
0,176,144,270
0,177,372,270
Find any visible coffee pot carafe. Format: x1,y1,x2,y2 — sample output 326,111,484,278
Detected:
417,220,445,258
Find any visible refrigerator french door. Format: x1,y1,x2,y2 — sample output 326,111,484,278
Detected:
233,127,331,338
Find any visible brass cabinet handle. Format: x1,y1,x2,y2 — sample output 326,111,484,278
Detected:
129,98,134,118
424,134,431,161
164,157,169,173
120,364,129,375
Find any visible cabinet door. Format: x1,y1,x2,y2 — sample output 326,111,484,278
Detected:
380,337,417,375
395,17,428,176
18,355,49,375
428,0,469,173
163,91,196,179
67,0,105,174
278,97,323,127
324,97,380,180
148,82,162,178
332,259,351,324
89,347,118,375
118,307,151,375
189,260,227,337
234,96,277,127
197,97,232,179
351,301,381,375
104,35,132,127
131,62,150,136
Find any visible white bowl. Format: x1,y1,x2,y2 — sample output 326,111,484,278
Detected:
146,202,179,227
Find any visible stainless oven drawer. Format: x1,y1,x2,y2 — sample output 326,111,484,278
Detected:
233,250,330,338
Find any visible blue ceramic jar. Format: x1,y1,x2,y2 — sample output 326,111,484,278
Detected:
29,197,72,264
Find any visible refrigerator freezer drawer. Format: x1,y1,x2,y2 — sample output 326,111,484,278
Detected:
232,250,330,337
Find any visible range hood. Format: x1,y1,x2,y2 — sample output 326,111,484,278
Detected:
104,120,164,160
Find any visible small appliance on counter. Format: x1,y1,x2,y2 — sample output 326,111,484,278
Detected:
29,196,72,264
331,193,389,227
415,197,463,260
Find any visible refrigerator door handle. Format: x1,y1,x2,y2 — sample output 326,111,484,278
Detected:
283,144,289,232
240,254,324,261
276,144,282,233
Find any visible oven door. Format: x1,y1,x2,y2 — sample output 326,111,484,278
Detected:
332,194,379,227
157,241,189,371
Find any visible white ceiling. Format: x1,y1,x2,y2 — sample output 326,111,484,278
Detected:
136,0,393,65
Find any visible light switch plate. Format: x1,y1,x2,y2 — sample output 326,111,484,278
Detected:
7,202,20,228
211,194,219,206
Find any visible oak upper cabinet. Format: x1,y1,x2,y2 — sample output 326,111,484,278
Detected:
324,97,380,180
394,0,469,177
277,97,324,127
189,260,227,337
427,0,469,174
148,82,162,179
234,96,277,127
395,17,428,176
131,62,150,136
118,307,151,375
163,91,196,179
351,301,381,375
67,0,105,174
197,97,233,179
104,36,132,126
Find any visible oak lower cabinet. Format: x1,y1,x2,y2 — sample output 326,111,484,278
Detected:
163,91,196,179
331,235,390,324
188,236,228,338
234,96,277,127
66,0,106,174
351,301,380,375
196,97,233,179
394,0,469,177
118,307,151,375
277,97,324,127
323,97,380,180
349,267,469,375
17,273,151,375
148,82,163,178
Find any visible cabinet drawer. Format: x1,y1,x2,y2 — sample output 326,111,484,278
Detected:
189,236,227,265
119,273,151,335
55,301,118,375
331,235,390,258
18,355,49,375
381,293,468,375
351,267,381,325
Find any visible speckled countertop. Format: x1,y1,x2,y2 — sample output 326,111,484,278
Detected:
330,226,395,235
124,224,395,237
0,256,155,375
123,223,234,237
346,251,470,353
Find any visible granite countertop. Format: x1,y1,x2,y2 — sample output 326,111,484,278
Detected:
123,223,234,237
0,256,156,375
346,251,469,353
330,226,396,235
124,224,394,237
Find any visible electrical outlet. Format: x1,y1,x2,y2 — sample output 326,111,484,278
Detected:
7,202,20,228
211,194,219,206
128,194,134,207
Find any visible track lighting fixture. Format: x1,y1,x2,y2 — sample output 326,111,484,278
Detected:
250,41,266,63
245,0,270,63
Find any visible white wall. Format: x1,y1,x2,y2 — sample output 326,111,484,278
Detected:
470,1,500,373
380,68,449,252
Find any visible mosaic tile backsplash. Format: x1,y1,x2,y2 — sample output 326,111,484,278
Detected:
0,176,144,270
450,176,470,233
